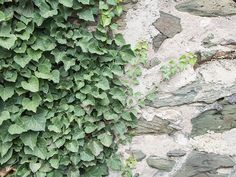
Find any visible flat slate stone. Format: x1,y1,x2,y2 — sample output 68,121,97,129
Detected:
131,150,146,162
173,151,235,177
191,96,236,136
145,77,236,109
153,11,182,38
146,156,176,172
176,0,236,17
167,149,186,157
136,116,178,135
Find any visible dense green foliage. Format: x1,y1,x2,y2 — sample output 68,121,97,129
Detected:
0,0,137,176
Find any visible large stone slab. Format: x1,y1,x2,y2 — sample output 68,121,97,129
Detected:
136,116,177,135
146,156,176,172
174,151,235,177
176,0,236,17
191,94,236,136
145,59,236,108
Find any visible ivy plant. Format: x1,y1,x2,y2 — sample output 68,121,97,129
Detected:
160,52,197,80
0,0,137,176
126,41,148,85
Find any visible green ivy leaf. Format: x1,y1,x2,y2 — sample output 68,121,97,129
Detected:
20,132,39,150
121,112,132,121
114,34,125,46
27,48,42,62
0,111,10,126
95,78,110,90
74,106,85,117
78,9,95,21
65,141,79,153
82,165,108,177
84,123,97,133
99,1,108,10
13,54,31,68
22,94,42,112
0,149,13,165
0,34,17,49
0,85,14,101
49,158,60,169
0,142,12,157
103,112,119,120
59,0,73,7
8,110,47,135
29,162,41,173
14,43,27,53
88,140,103,156
80,151,95,162
8,124,27,135
98,133,113,147
110,87,126,105
107,0,117,5
115,5,123,16
101,14,112,27
0,10,5,21
24,146,47,160
31,35,56,51
107,155,122,171
21,76,39,92
48,124,61,133
51,70,60,83
78,0,90,5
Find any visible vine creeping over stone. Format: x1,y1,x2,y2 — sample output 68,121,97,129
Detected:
0,0,137,176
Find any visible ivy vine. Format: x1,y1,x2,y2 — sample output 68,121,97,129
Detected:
0,0,137,176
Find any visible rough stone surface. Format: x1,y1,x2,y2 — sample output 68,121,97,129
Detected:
145,60,236,108
153,33,168,51
191,98,236,136
136,117,178,135
131,150,146,162
226,94,236,104
176,0,236,17
201,34,216,48
145,57,161,69
173,151,235,177
146,156,176,172
153,11,182,38
167,149,186,157
109,0,236,176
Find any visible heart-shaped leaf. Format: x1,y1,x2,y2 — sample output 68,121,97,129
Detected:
21,76,39,92
29,162,41,173
0,85,14,101
88,140,103,156
0,111,10,126
22,93,42,112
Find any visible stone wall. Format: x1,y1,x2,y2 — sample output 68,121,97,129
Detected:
110,0,236,177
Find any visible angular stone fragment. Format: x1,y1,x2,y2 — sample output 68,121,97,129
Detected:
152,33,168,51
153,11,182,38
131,150,146,162
226,94,236,104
